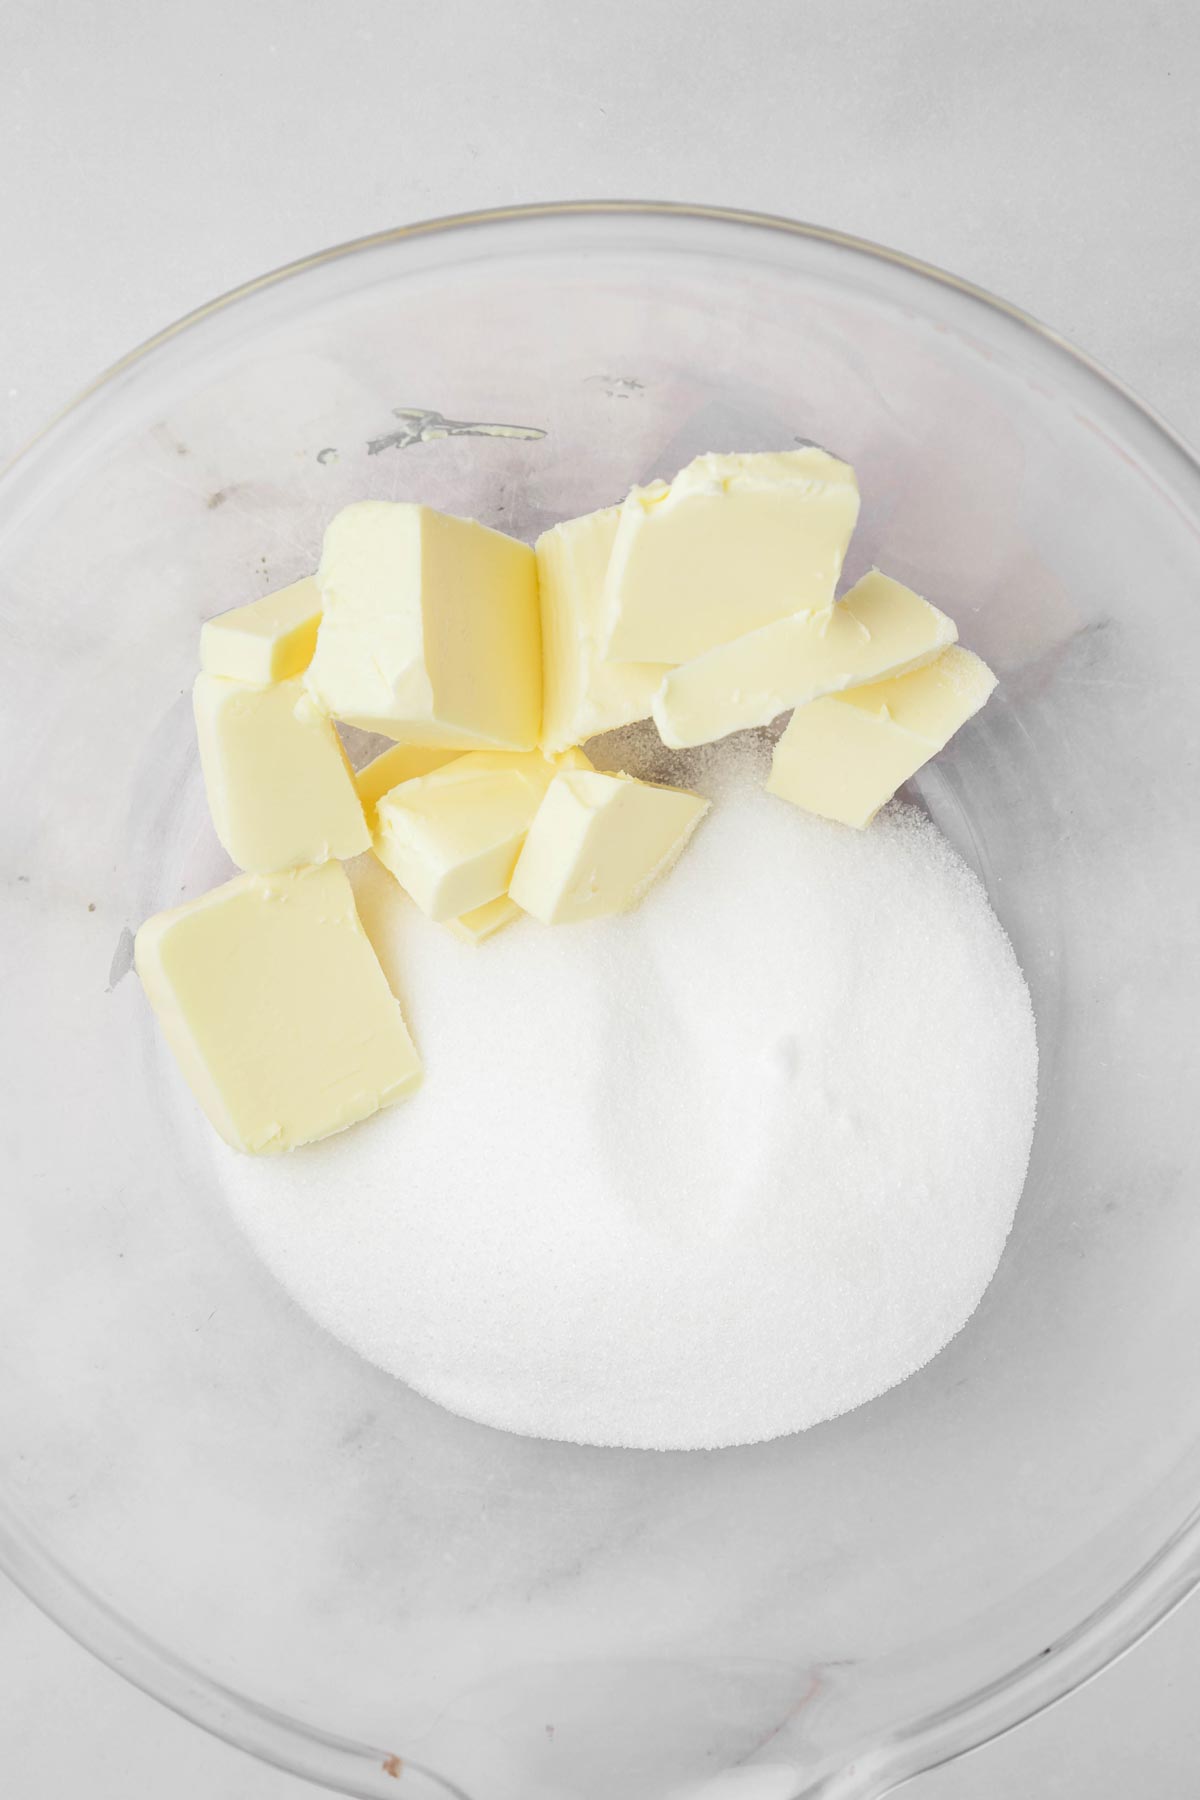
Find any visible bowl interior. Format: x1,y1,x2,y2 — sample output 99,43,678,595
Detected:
2,209,1199,1800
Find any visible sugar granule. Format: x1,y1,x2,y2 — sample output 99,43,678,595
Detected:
218,769,1037,1451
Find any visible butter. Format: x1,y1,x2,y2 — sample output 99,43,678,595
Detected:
652,569,957,749
510,769,709,924
307,501,541,748
602,450,860,664
536,507,668,754
134,860,421,1154
194,674,370,873
551,745,595,773
200,576,322,683
767,646,997,827
355,743,459,830
444,895,523,945
373,749,561,922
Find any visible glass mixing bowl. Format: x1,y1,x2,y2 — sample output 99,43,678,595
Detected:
2,204,1199,1800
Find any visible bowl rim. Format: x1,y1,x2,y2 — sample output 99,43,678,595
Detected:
3,198,1200,1800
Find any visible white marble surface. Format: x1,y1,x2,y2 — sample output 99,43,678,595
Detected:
4,1,1200,1794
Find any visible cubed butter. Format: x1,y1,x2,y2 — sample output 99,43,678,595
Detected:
373,749,561,923
536,507,668,754
194,674,370,873
200,576,322,683
767,646,997,827
510,769,709,925
602,449,861,664
652,569,957,749
134,860,422,1154
307,501,541,748
355,743,459,830
444,894,524,945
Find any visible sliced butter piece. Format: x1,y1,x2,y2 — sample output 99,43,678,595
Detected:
653,570,957,749
444,895,524,945
767,646,997,828
307,501,541,748
602,449,860,664
134,861,421,1154
194,674,370,873
373,749,560,923
355,743,459,830
536,507,668,754
510,769,709,925
200,576,322,683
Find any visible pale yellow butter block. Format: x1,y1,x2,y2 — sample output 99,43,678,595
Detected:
194,674,370,873
536,507,668,754
200,576,322,683
355,743,459,830
602,449,860,665
307,501,541,748
444,894,524,945
134,860,422,1154
767,646,997,828
510,769,709,925
653,569,957,749
373,749,560,923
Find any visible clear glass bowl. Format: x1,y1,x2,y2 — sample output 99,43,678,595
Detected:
2,203,1199,1800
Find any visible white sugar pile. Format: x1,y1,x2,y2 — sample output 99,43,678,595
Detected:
218,766,1037,1450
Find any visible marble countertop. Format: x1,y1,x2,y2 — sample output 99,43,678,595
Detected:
4,1,1200,1794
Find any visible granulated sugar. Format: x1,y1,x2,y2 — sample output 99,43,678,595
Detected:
219,756,1037,1450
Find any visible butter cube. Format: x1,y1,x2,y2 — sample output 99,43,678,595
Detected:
602,450,860,664
307,501,541,748
135,861,422,1154
194,674,370,873
767,646,997,827
355,743,459,830
373,749,559,922
200,576,322,683
653,570,957,749
444,895,524,945
537,507,668,754
510,769,709,925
